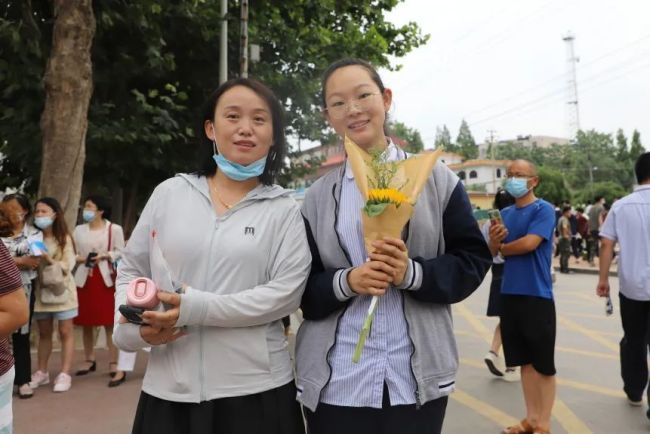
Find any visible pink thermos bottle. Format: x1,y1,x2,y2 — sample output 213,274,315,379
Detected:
126,277,159,310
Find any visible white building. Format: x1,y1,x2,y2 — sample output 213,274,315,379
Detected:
448,159,510,194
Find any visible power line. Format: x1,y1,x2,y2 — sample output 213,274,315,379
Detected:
467,58,650,127
463,33,650,118
467,53,650,127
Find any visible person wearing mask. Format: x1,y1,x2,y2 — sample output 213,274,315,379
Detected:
1,194,41,398
575,207,589,260
557,206,572,274
113,77,311,434
488,160,557,434
597,152,650,421
28,197,78,393
587,196,606,266
73,194,129,386
0,205,30,432
296,58,492,434
482,189,519,382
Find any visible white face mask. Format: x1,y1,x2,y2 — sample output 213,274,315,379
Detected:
34,216,54,230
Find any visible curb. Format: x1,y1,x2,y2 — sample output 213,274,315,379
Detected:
553,266,617,277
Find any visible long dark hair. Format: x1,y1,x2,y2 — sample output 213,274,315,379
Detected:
0,203,12,237
84,194,112,220
35,197,71,250
196,78,286,185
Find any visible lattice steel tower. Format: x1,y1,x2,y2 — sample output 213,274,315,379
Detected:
563,32,580,142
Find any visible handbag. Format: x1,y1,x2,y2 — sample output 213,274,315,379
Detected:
40,247,69,304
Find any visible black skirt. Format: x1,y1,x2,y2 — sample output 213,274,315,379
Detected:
132,381,305,434
486,263,504,317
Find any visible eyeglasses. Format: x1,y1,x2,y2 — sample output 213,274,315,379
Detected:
323,92,381,120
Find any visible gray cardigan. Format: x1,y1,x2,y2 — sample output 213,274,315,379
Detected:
295,161,491,411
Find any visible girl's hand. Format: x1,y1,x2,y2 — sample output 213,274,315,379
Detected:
347,261,394,296
370,237,409,286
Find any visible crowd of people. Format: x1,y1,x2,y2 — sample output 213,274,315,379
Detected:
0,57,649,434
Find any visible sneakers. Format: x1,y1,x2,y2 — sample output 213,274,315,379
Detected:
503,367,521,382
53,372,72,393
29,370,50,389
484,351,505,377
17,383,34,399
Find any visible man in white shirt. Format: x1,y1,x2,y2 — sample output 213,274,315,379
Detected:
597,152,650,420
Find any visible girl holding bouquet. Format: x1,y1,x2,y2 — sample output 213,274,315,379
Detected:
296,58,492,434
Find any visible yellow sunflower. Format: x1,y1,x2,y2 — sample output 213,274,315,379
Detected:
367,188,409,206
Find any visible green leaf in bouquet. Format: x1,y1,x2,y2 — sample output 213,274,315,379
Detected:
363,202,389,217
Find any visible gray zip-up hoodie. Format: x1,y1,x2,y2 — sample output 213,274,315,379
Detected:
296,162,491,411
113,174,311,403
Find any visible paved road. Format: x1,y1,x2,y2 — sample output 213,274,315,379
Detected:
13,271,646,433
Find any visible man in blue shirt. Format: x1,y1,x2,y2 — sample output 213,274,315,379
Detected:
488,160,556,434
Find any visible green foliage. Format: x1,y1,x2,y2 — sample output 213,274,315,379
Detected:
434,125,454,152
0,0,428,220
388,120,424,153
573,181,627,205
465,183,486,192
455,119,478,159
535,166,571,205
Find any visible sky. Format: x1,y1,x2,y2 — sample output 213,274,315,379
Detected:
380,0,650,148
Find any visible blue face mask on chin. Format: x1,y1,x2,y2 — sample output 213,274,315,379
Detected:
504,177,530,198
212,141,267,181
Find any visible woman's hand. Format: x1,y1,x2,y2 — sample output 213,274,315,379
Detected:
369,238,409,286
41,252,53,265
16,256,40,270
347,261,394,296
139,325,186,346
140,291,181,329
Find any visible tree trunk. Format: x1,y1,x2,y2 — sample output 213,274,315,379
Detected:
38,0,95,230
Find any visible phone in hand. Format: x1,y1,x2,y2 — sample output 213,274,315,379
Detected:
118,304,146,325
488,209,503,225
85,252,98,268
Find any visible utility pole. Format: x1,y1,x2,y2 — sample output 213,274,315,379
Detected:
239,0,249,77
563,32,580,142
487,129,498,193
219,0,228,84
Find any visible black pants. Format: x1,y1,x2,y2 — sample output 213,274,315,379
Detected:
571,237,582,259
132,381,305,434
619,293,650,402
12,287,35,385
558,238,571,273
305,384,448,434
587,230,600,262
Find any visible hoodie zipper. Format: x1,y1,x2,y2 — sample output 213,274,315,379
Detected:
331,182,353,266
402,295,421,409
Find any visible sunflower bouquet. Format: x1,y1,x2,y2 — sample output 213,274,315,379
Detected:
344,135,442,363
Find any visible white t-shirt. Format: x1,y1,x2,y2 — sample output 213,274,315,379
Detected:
600,185,650,300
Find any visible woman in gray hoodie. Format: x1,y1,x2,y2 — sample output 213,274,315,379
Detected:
296,58,491,434
113,78,311,434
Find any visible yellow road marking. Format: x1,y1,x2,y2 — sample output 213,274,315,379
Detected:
555,346,618,360
455,304,492,343
553,399,594,434
556,378,625,399
451,388,519,428
562,291,602,305
460,358,624,399
557,316,619,353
